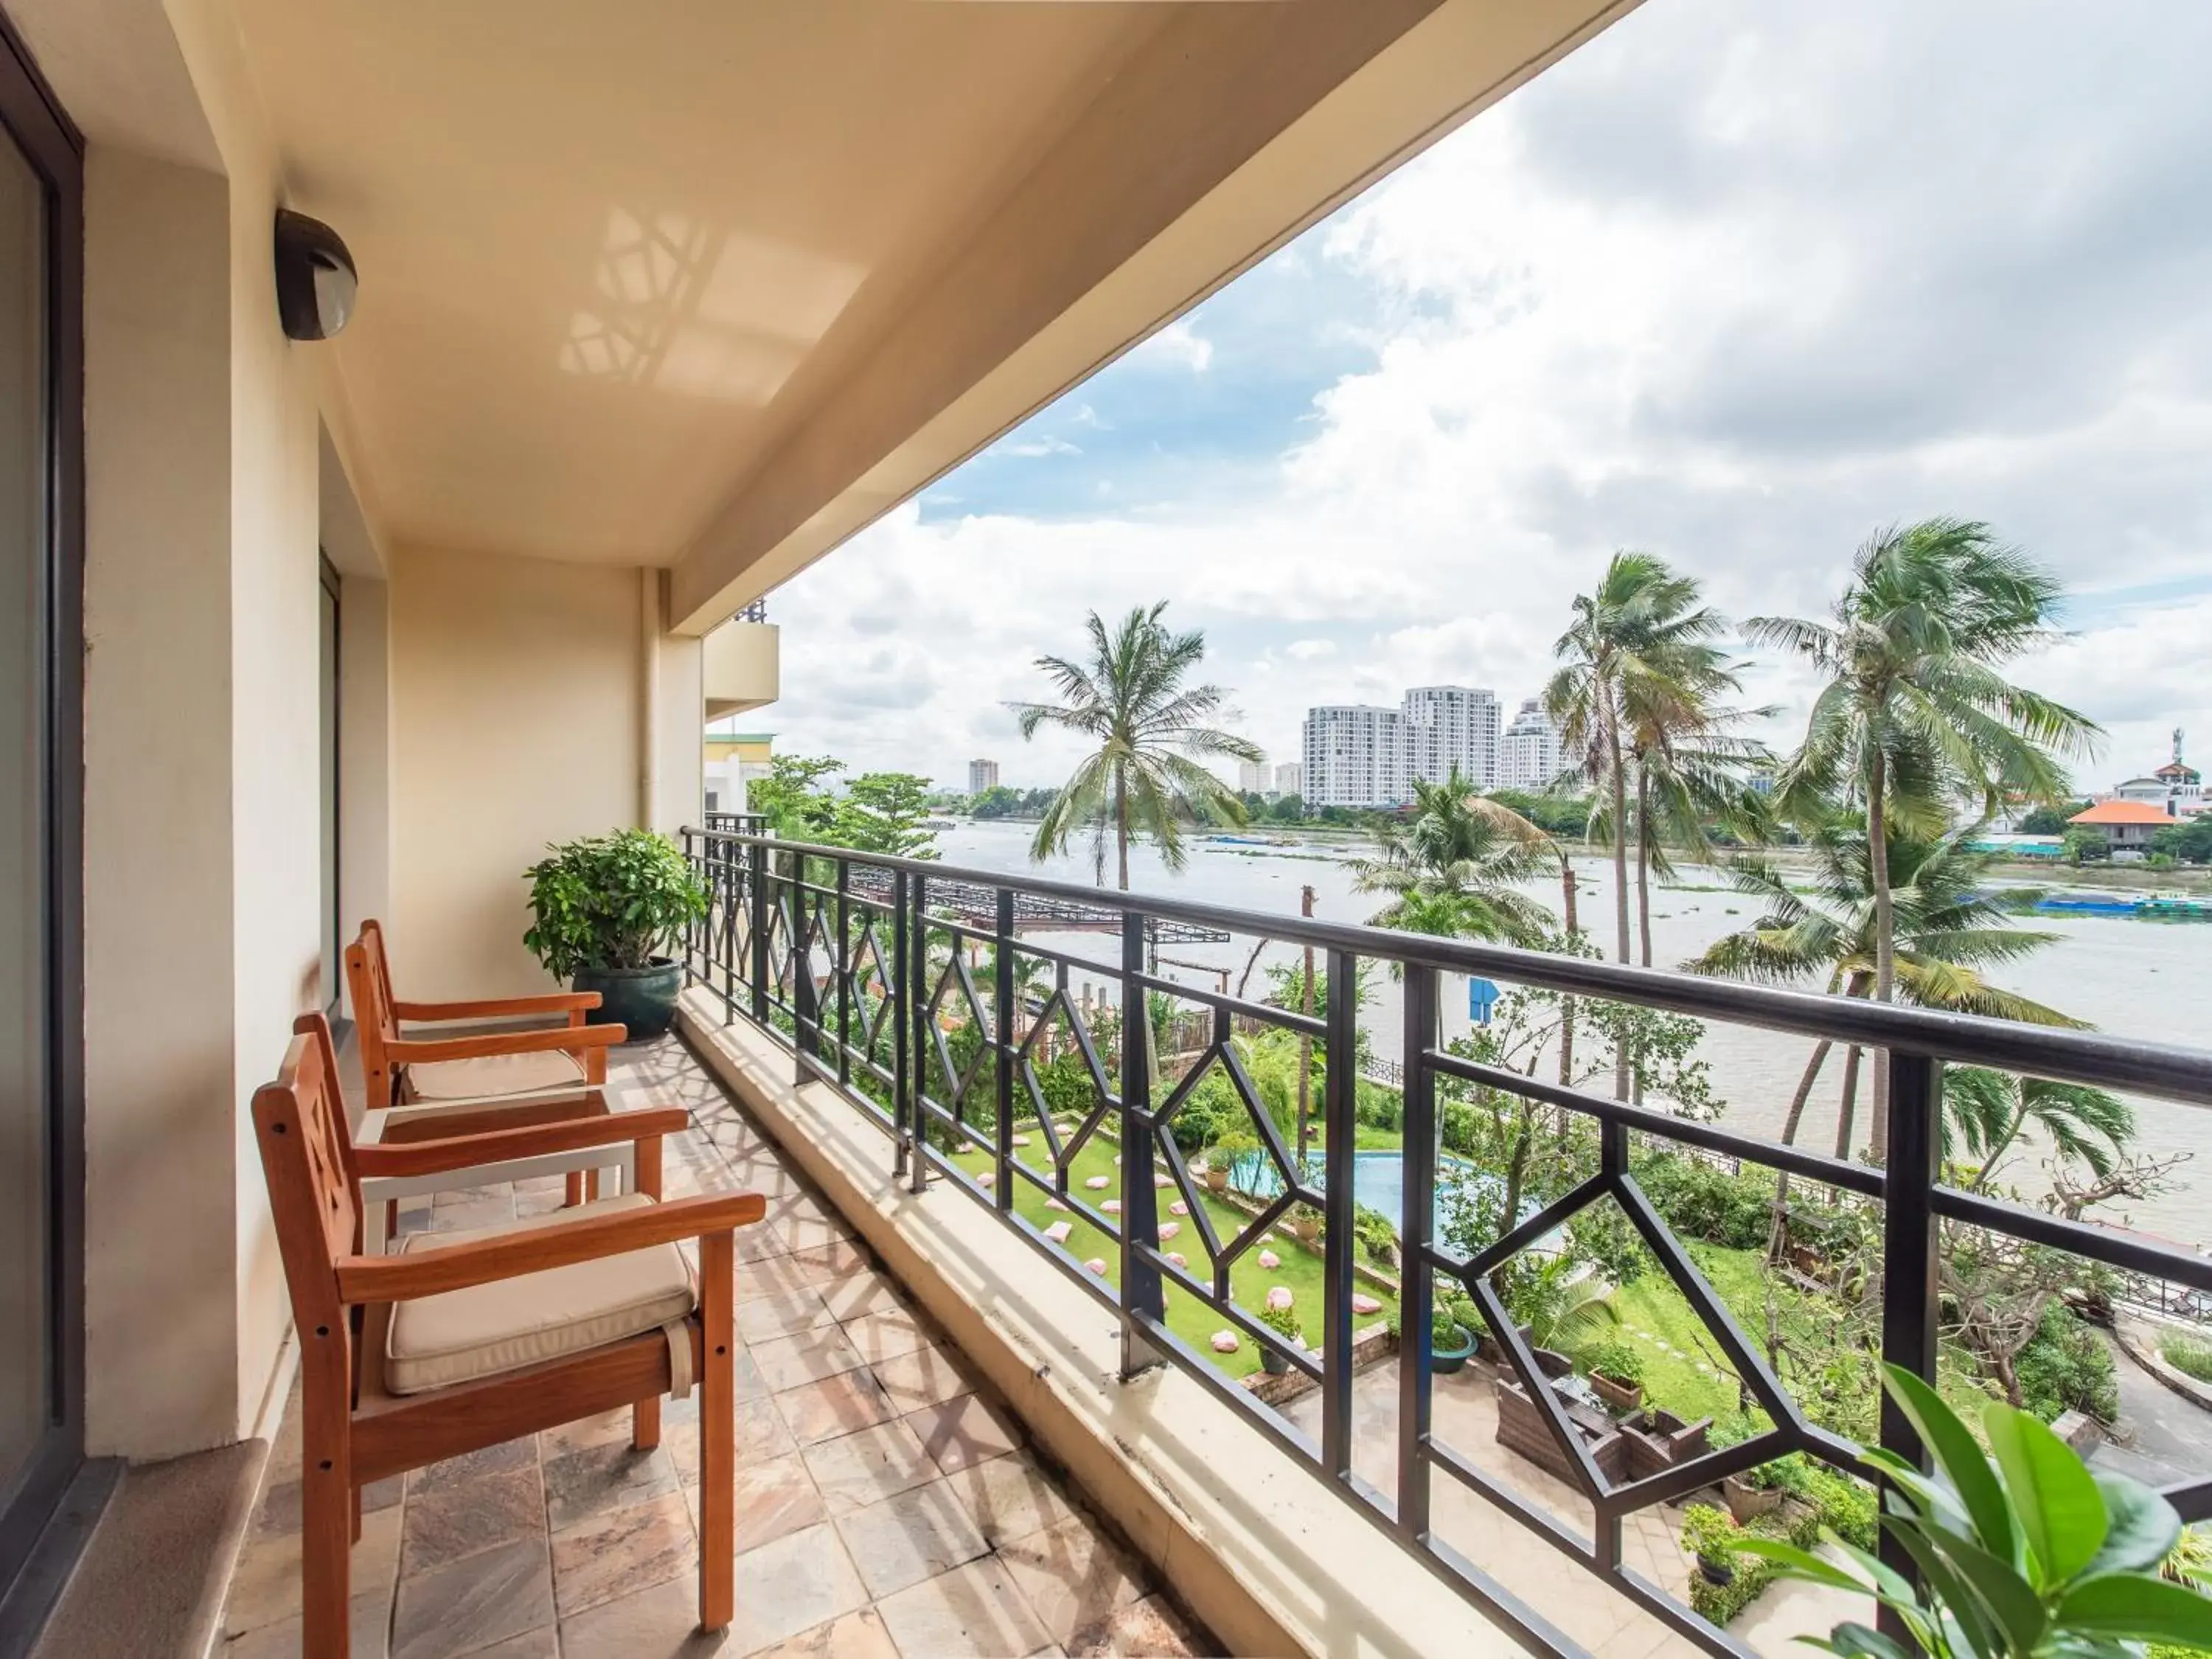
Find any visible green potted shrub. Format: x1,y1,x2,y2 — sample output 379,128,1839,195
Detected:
1682,1502,1739,1587
524,830,707,1039
1289,1201,1323,1246
1585,1338,1645,1413
1431,1295,1478,1376
1257,1298,1303,1376
1208,1127,1257,1194
1735,1363,2212,1658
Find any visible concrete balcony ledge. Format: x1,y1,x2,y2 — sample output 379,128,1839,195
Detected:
678,989,1526,1659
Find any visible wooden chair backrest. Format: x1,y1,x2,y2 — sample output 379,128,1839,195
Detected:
252,1012,361,1337
346,919,400,1106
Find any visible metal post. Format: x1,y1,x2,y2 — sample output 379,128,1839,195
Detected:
1118,911,1166,1377
793,862,817,1086
835,861,852,1088
717,835,734,1024
1321,947,1358,1484
908,874,929,1194
891,869,910,1179
748,839,769,1026
1878,1048,1942,1651
995,889,1015,1215
1397,963,1438,1543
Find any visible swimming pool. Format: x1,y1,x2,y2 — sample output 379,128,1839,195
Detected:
1225,1148,1513,1236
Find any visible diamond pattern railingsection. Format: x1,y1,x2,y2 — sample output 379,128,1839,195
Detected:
919,950,995,1144
1012,982,1116,1192
1151,1037,1311,1306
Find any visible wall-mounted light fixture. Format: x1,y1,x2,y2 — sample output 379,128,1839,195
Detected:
274,209,357,341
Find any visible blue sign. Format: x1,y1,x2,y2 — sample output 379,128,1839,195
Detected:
1468,977,1500,1026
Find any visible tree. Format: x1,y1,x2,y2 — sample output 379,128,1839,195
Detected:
836,772,939,858
1351,770,1556,949
1011,603,1262,889
969,785,1023,819
1547,552,1733,1098
1748,521,2101,1158
1942,1068,2132,1194
2149,816,2212,864
2015,802,2084,837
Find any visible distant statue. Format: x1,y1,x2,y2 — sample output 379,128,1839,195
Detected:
2177,726,2188,767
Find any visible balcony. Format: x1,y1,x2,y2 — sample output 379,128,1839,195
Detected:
644,825,2212,1659
704,619,782,724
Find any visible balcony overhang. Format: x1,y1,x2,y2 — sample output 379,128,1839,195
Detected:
37,0,1636,633
701,619,779,723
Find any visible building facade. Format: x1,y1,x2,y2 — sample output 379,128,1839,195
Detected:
968,758,1000,795
1238,759,1271,794
1300,686,1500,808
1273,761,1302,798
1498,698,1564,793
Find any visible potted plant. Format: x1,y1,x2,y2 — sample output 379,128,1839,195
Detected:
1430,1298,1478,1376
1207,1127,1257,1194
1681,1503,1738,1587
1289,1202,1323,1245
1736,1363,2212,1658
1585,1338,1646,1414
1257,1298,1303,1376
524,830,708,1039
1708,1416,1786,1522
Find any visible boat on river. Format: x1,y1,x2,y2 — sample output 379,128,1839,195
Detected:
2034,892,2212,919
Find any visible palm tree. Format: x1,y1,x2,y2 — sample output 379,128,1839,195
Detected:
1942,1068,2133,1195
1546,552,1733,1097
1502,1251,1621,1363
1690,817,2083,1251
1747,521,2101,1156
1352,771,1556,949
1012,603,1262,890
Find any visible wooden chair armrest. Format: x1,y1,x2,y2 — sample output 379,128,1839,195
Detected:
352,1108,690,1179
392,992,601,1020
335,1192,767,1302
386,1024,625,1065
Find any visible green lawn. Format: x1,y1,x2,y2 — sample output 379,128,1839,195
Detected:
941,1126,1398,1381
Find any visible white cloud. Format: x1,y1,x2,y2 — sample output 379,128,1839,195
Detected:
1284,639,1336,661
997,435,1081,459
1132,318,1214,373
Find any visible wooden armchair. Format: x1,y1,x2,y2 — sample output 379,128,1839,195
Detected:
254,1012,762,1657
347,919,625,1108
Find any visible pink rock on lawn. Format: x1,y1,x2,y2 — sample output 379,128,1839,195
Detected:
1166,1251,1187,1268
1085,1175,1111,1191
1012,1134,1031,1147
1258,1249,1281,1270
1154,1175,1172,1188
1265,1286,1294,1312
1169,1201,1189,1217
1101,1199,1121,1214
1044,1221,1073,1245
977,1172,995,1188
1158,1222,1180,1242
1045,1197,1068,1211
1352,1293,1382,1315
1211,1331,1239,1354
1085,1257,1109,1275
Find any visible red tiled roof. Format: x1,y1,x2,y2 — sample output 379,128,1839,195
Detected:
2069,799,2175,826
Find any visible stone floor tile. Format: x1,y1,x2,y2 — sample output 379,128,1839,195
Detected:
540,1408,636,1461
542,1442,681,1531
407,1437,538,1495
390,1537,554,1659
553,1575,738,1658
995,1514,1147,1647
226,1505,402,1636
736,1217,794,1264
840,1307,933,1365
401,1463,546,1577
447,1633,558,1659
815,1271,905,1323
426,1196,517,1232
552,1489,698,1618
937,1453,1077,1549
726,1521,872,1655
737,1251,838,1304
869,1344,974,1414
784,1239,869,1281
1066,1593,1203,1657
742,1607,900,1659
874,1555,1051,1659
735,1389,802,1464
252,1470,401,1540
737,1289,837,1343
751,1326,867,1394
800,1420,940,1517
775,1369,897,1447
217,1585,395,1659
832,1476,991,1599
776,1214,856,1256
905,1394,1022,1475
726,1452,829,1556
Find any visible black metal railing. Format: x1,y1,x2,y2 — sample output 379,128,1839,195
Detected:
678,826,2212,1659
702,811,768,838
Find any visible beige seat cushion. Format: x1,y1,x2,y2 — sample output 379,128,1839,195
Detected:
400,1048,588,1102
385,1194,695,1395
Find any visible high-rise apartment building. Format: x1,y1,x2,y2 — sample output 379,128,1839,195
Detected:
1237,760,1272,794
968,758,1000,794
1273,762,1302,798
1300,686,1499,808
1498,698,1564,792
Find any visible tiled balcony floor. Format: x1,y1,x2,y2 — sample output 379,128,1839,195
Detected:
220,1035,1209,1659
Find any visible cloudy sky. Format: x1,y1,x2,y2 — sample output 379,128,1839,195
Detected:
758,0,2212,795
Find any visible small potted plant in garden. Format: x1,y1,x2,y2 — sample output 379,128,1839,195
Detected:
1289,1201,1323,1246
1430,1296,1478,1376
1257,1299,1303,1376
1735,1363,2212,1658
1681,1503,1738,1587
1585,1338,1646,1414
1207,1127,1257,1194
1708,1416,1786,1522
525,829,708,1039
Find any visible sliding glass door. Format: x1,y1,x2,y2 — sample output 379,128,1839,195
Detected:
0,11,82,1602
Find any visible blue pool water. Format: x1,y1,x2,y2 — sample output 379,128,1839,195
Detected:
1226,1148,1506,1236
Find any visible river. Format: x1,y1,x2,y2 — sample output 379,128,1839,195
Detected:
928,818,2212,1247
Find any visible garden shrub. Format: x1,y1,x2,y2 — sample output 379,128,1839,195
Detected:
2013,1301,2118,1422
1632,1152,1775,1251
2163,1333,2212,1386
1798,1463,1877,1553
1686,1498,1826,1627
1351,1203,1399,1265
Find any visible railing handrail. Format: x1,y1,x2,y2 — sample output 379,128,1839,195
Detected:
682,825,2212,1108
